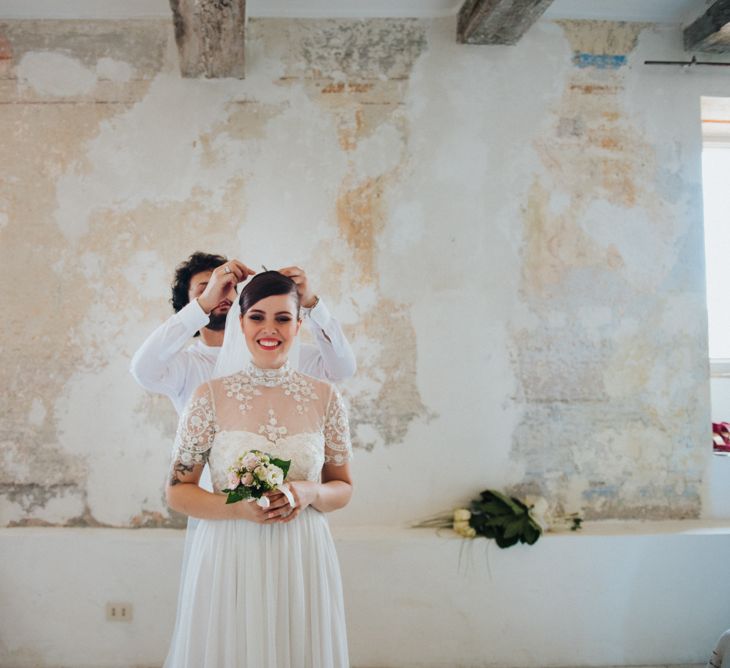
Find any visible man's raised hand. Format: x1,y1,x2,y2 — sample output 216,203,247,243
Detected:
278,266,317,308
197,259,255,314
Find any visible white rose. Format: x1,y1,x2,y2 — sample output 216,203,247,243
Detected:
268,468,283,487
453,521,476,538
453,508,471,522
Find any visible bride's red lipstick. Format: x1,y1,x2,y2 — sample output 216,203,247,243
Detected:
257,338,281,350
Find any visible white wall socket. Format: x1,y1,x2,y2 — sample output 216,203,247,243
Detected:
106,602,133,622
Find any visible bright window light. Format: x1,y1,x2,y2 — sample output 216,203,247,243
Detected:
703,145,730,360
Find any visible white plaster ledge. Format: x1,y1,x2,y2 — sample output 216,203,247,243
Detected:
2,526,729,668
4,517,730,540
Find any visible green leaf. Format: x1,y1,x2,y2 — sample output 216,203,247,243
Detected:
480,490,524,515
512,497,529,511
502,519,525,540
522,523,541,545
271,457,291,477
225,490,243,504
481,502,515,516
495,532,520,549
486,515,514,527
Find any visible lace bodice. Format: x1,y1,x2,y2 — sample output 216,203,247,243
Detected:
172,363,352,492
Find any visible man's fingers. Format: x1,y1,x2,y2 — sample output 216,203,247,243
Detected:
229,259,256,279
279,271,304,286
278,266,304,279
217,259,255,283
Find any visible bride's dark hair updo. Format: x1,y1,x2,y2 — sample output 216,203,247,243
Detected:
239,271,300,318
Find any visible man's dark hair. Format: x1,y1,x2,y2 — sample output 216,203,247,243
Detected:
239,271,300,318
171,251,227,313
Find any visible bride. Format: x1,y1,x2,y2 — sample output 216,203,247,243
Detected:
164,270,353,668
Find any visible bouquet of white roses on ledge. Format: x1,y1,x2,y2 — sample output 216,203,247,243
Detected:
222,449,291,509
414,489,582,549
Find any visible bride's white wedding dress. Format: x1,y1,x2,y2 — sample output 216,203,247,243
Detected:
163,362,352,668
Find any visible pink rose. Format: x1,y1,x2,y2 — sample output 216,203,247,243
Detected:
242,472,254,486
242,453,260,470
227,472,240,489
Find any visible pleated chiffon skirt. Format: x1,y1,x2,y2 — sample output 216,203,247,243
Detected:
163,508,349,668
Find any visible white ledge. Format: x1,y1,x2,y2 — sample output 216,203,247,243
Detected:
5,519,730,539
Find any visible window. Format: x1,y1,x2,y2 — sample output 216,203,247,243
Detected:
702,96,730,374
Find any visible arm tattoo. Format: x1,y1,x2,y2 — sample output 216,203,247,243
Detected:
169,460,195,486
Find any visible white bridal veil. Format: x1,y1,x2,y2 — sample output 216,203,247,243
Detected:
212,290,249,379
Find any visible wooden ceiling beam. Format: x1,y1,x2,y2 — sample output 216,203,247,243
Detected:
457,0,554,45
170,0,246,78
684,0,730,53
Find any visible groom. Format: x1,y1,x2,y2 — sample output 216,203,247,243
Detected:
130,251,357,414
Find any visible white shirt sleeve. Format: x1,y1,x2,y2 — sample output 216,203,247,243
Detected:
130,299,210,400
296,299,357,382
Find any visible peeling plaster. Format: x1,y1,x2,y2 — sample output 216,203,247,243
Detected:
0,20,169,76
17,51,97,96
511,20,708,518
96,56,134,82
2,17,433,527
288,19,428,80
557,20,646,58
1,16,722,527
27,399,47,427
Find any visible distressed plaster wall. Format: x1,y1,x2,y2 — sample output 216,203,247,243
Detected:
1,16,728,531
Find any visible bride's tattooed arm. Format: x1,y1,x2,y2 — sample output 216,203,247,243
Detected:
168,458,201,486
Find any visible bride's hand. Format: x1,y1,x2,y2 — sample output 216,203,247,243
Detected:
232,498,270,524
264,482,319,523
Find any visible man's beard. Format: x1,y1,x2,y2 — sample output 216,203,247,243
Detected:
206,311,228,331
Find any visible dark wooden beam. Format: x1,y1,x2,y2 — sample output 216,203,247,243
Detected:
457,0,554,45
169,0,246,78
684,0,730,53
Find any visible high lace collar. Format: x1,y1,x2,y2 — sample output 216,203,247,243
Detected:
245,361,293,387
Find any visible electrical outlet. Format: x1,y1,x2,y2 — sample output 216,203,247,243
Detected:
106,602,133,622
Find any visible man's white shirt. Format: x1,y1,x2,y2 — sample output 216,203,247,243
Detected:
130,298,356,414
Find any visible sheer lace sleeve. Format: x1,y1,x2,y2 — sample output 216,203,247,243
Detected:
171,383,218,474
323,387,352,466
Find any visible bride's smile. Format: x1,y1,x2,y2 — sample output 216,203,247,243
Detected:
257,337,282,350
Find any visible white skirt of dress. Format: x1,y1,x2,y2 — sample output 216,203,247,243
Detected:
163,507,349,668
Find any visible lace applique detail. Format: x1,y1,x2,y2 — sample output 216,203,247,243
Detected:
222,372,260,413
247,361,292,387
324,388,352,466
173,393,218,466
259,408,288,445
282,372,319,415
244,364,318,414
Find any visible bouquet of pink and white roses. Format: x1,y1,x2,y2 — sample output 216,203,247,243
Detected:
222,449,292,509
